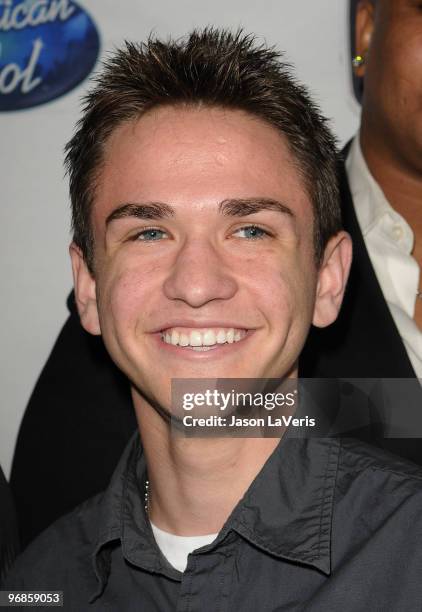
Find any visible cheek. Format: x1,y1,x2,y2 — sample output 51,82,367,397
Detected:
395,45,422,104
96,260,158,339
244,251,315,327
376,30,422,107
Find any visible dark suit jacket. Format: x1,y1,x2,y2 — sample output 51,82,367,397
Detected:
0,465,19,583
10,152,421,548
301,153,417,379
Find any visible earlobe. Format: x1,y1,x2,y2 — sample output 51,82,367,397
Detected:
69,243,101,335
312,232,353,328
354,0,375,77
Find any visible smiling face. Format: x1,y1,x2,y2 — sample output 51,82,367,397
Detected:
71,106,350,412
356,0,422,173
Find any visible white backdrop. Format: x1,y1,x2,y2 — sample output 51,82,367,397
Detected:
0,0,360,478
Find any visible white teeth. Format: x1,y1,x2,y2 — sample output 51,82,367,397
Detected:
161,327,246,348
179,333,189,346
203,330,216,346
190,330,202,346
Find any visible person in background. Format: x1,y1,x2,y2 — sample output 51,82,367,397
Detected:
302,0,422,451
304,0,421,375
355,0,422,341
9,0,422,548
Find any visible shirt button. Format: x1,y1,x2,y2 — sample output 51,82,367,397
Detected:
392,225,403,242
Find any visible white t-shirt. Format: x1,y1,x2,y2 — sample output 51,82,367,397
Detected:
150,522,218,573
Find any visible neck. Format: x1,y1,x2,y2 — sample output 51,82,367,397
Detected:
359,129,422,262
133,390,281,536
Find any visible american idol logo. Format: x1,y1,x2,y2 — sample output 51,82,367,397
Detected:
0,0,100,110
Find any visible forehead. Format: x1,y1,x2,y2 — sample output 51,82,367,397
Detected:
94,105,310,218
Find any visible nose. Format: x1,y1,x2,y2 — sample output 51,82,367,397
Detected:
163,237,238,307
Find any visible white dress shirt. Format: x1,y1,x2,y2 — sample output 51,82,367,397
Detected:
345,136,422,378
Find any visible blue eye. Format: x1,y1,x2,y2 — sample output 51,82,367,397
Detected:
234,225,268,239
135,228,167,241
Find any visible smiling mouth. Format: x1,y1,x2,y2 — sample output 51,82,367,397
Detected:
160,327,248,351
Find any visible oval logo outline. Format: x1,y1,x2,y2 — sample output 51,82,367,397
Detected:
0,0,100,111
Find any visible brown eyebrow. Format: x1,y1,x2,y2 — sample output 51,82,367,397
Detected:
219,198,294,217
105,197,293,227
105,202,175,226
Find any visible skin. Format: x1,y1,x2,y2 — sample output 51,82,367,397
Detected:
355,0,422,326
71,106,351,535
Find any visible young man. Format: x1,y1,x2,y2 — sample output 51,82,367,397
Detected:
10,0,422,548
5,30,422,610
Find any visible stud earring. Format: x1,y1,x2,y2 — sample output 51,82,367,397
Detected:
352,54,365,68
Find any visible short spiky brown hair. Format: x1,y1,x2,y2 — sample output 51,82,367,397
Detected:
65,28,341,273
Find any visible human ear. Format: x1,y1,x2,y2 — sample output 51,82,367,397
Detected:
69,243,101,335
312,231,352,328
354,0,375,77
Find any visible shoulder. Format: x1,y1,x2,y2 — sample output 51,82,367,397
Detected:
2,493,103,591
337,438,422,512
339,437,422,478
